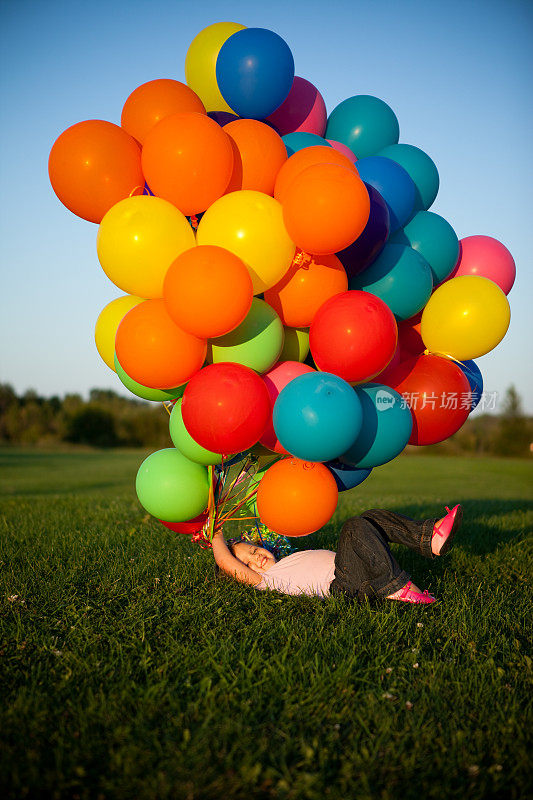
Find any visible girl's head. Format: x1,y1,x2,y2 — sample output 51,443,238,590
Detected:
229,540,277,573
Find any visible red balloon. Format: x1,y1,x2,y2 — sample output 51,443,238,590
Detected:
379,353,470,445
159,512,208,534
398,311,424,358
309,291,397,383
182,363,271,454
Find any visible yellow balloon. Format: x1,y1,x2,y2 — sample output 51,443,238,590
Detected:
421,275,511,360
96,196,196,298
185,22,246,113
197,190,296,294
279,326,310,362
95,295,144,371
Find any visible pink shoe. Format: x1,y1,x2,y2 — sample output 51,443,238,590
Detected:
388,581,437,604
432,504,463,556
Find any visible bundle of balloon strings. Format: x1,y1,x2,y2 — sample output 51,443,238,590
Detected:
191,453,293,558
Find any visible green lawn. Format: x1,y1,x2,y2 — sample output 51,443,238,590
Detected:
1,449,531,800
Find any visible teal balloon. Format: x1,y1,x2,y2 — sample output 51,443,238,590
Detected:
325,95,399,159
342,384,412,468
390,211,460,285
349,243,433,321
114,353,185,402
135,448,209,522
282,132,331,156
378,143,439,213
169,399,224,466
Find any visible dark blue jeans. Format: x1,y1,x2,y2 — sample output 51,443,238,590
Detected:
329,509,437,600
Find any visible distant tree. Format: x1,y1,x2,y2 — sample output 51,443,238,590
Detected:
65,406,118,448
492,385,532,457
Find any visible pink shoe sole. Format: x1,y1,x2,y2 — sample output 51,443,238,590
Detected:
432,504,463,556
388,581,437,604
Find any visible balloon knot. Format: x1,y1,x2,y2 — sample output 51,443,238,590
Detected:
189,214,199,230
292,249,312,269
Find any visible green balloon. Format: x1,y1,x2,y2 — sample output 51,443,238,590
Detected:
169,399,224,465
114,353,185,402
207,297,284,374
135,448,209,522
390,211,459,285
279,326,310,362
378,143,439,213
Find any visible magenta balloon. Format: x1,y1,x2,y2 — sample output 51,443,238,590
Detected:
266,76,327,136
327,140,357,163
448,235,515,295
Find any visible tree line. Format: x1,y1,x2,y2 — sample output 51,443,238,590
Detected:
0,383,531,457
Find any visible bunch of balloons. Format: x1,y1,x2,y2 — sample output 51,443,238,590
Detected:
49,22,514,539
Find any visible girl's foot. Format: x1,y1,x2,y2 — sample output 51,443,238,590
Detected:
431,504,463,556
387,581,437,604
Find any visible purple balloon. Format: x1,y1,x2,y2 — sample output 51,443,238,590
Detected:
336,183,390,278
208,111,239,126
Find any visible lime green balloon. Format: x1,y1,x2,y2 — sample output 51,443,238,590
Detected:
114,353,185,402
278,326,310,362
135,448,209,521
207,297,284,373
169,399,224,465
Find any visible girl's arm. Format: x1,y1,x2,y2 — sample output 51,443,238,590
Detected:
211,531,262,586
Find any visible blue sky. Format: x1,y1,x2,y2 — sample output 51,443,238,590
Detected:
1,0,532,413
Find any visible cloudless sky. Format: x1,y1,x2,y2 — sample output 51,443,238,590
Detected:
1,0,532,412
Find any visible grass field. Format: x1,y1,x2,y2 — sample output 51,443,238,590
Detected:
1,448,532,800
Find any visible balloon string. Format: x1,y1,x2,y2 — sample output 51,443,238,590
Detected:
423,348,466,368
129,185,144,198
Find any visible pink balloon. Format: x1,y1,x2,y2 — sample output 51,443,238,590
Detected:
327,139,357,163
266,76,327,137
448,235,515,295
260,360,315,453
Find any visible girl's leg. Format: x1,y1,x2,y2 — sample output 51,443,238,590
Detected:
360,509,437,559
329,515,411,600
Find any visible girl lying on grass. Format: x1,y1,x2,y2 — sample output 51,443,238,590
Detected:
212,506,463,604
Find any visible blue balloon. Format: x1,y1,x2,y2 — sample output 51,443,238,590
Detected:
342,383,413,468
282,132,331,156
273,372,363,463
349,243,433,321
355,156,416,233
390,211,459,284
336,183,390,277
216,28,294,120
326,461,372,492
458,360,483,412
378,143,439,213
325,95,399,159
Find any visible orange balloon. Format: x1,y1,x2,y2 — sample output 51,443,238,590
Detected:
274,145,358,203
141,112,234,215
48,120,144,223
121,79,206,144
257,458,338,537
115,299,206,389
223,119,287,195
264,249,348,327
163,245,253,338
282,163,370,256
